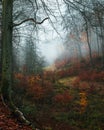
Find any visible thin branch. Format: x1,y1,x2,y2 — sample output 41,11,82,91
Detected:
56,0,65,20
13,17,49,27
40,0,63,39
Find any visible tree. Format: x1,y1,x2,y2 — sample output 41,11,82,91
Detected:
91,1,104,65
63,0,104,66
1,0,48,125
0,36,1,80
1,0,31,124
24,37,44,75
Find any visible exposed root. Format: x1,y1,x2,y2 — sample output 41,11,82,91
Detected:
12,108,31,125
1,94,31,126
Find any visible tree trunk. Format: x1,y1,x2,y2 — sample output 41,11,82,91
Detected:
1,0,14,108
96,27,100,57
85,22,94,67
1,0,30,125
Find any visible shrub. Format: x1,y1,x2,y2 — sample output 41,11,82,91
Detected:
53,91,73,105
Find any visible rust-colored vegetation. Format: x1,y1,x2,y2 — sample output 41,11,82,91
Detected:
0,55,104,130
9,55,104,130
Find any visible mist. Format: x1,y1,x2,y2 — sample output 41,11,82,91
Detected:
1,0,104,130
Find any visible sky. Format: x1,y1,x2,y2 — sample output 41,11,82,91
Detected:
37,1,66,64
38,19,65,64
39,38,64,64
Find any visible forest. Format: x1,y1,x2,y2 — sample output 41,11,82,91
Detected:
0,0,104,130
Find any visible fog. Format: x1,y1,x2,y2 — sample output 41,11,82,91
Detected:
14,0,104,68
39,42,62,64
38,30,65,64
37,15,65,65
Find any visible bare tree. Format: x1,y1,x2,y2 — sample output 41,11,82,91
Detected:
1,0,48,126
63,0,104,66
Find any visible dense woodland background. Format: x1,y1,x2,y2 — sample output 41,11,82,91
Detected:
0,0,104,130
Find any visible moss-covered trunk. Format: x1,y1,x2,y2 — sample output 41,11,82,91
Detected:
1,0,30,125
1,0,14,108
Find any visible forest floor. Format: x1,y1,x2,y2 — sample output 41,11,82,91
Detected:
0,96,32,130
0,95,77,130
1,57,104,130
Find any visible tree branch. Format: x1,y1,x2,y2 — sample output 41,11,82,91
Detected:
13,17,49,27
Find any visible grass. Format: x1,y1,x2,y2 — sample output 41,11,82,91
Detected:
58,76,77,86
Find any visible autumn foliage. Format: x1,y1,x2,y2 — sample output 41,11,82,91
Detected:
11,55,104,130
53,91,73,105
